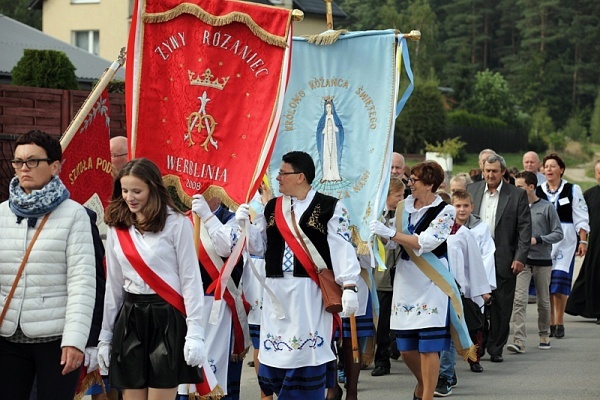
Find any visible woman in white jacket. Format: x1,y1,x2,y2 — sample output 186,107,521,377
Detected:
0,130,96,399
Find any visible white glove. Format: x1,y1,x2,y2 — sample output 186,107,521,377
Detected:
97,341,111,374
341,289,359,317
84,346,99,372
192,194,212,221
369,220,396,240
183,337,207,367
235,204,251,228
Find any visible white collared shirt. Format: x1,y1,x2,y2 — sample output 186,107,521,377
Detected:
480,180,503,238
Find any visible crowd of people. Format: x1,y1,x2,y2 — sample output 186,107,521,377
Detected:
1,130,599,400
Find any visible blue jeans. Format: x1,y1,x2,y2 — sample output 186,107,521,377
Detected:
439,340,456,380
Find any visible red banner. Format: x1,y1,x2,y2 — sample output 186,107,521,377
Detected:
126,0,292,208
60,89,113,214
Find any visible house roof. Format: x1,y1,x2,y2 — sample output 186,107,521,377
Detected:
0,13,125,83
292,0,347,18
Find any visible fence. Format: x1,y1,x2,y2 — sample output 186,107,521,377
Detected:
0,84,126,201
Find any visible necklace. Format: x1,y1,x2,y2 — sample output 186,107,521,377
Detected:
545,181,560,195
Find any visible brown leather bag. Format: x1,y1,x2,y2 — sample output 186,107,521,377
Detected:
317,268,343,314
289,208,343,314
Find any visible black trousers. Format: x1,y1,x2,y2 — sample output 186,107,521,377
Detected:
374,290,397,368
485,276,517,356
0,337,81,400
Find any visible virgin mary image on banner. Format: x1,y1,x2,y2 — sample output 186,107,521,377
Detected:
316,98,344,182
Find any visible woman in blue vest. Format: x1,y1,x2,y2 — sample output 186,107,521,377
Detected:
370,161,465,400
536,153,589,339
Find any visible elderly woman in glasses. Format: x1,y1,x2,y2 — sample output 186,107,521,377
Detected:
370,161,474,400
0,130,96,399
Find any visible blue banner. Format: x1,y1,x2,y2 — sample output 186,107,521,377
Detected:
268,30,411,253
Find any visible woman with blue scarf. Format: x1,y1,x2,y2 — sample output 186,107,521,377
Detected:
370,161,475,400
0,130,96,399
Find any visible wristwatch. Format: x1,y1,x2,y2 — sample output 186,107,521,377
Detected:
343,285,358,293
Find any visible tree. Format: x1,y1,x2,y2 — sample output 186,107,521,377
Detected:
12,49,79,90
0,0,42,29
394,78,447,154
463,69,517,124
590,88,600,144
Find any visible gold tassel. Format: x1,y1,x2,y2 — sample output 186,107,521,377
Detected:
230,346,250,362
144,4,289,48
457,344,478,362
74,370,104,400
360,335,376,368
194,384,226,400
304,30,349,46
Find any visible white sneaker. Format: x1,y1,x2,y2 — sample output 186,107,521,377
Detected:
507,343,525,353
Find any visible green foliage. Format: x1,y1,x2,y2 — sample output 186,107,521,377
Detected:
528,107,554,152
463,70,518,124
105,80,125,94
425,137,467,161
11,49,79,90
395,79,447,154
590,88,600,144
447,110,509,130
0,0,42,29
563,114,588,141
545,131,567,152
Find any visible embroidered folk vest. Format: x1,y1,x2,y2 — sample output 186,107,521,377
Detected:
536,183,573,223
400,202,448,260
264,192,338,278
199,206,243,293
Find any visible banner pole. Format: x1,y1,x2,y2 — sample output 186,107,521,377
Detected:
402,30,422,41
350,314,360,363
60,47,126,150
323,0,333,30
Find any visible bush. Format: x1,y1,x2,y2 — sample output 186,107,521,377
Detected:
395,79,447,154
11,49,79,90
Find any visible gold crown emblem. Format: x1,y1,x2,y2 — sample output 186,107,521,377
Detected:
322,95,335,102
188,69,230,90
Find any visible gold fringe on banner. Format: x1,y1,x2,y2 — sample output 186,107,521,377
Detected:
230,346,250,362
74,371,105,400
194,384,226,400
349,226,369,255
303,29,348,46
163,175,240,212
143,3,289,48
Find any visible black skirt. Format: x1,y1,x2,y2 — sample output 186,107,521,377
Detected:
109,293,203,389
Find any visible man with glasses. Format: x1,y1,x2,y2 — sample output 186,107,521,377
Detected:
110,136,128,176
235,151,360,399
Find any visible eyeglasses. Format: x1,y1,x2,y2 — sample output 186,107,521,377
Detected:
278,171,302,177
408,177,421,184
11,158,52,169
111,153,128,158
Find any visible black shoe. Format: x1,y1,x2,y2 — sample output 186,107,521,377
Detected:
596,317,600,325
434,376,452,397
490,354,503,363
449,373,457,388
555,324,565,338
470,362,484,373
549,325,556,337
371,366,390,376
247,360,254,367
